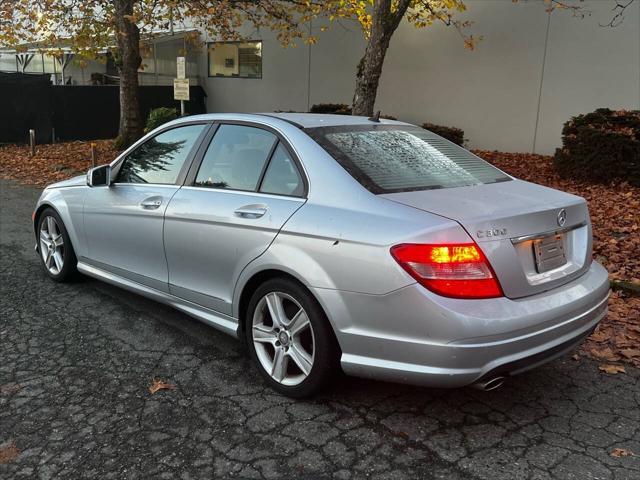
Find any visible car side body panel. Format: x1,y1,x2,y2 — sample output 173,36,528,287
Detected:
164,187,306,315
83,183,180,292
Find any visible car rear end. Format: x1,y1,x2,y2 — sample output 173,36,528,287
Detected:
306,122,610,388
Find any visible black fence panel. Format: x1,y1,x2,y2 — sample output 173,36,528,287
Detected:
51,86,121,141
0,73,207,143
0,73,53,144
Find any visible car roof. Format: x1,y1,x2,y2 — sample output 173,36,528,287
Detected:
258,112,411,128
174,112,412,129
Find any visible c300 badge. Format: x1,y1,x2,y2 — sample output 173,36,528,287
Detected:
476,228,507,239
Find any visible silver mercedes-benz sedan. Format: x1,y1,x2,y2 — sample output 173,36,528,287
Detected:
33,113,610,397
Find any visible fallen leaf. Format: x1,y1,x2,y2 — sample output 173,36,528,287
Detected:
571,354,580,361
148,378,176,395
610,447,634,458
620,349,640,359
0,443,19,464
588,330,609,343
599,364,626,375
590,347,620,362
391,431,410,440
0,383,22,395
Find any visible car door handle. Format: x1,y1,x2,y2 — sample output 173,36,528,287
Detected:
234,205,267,218
140,197,163,209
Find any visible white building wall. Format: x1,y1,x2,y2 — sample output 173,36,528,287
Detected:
202,0,639,154
200,33,309,113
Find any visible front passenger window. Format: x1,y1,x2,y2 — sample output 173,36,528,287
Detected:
117,124,206,184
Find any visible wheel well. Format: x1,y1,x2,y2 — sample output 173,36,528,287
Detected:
237,269,341,353
33,204,55,235
238,270,295,338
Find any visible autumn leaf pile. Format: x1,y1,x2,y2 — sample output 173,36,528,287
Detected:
0,140,120,187
0,142,637,368
477,150,640,369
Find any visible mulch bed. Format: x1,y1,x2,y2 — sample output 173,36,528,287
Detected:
0,141,638,369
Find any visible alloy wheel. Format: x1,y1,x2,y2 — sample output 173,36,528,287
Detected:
252,291,315,386
40,216,65,275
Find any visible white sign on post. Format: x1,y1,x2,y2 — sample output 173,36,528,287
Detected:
176,56,186,79
173,78,190,101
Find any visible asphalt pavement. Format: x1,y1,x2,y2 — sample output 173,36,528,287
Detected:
1,179,639,479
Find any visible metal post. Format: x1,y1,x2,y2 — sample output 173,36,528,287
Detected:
51,128,55,144
90,143,97,167
180,100,185,116
29,129,36,156
153,43,158,85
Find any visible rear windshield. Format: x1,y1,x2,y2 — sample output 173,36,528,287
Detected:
306,125,511,193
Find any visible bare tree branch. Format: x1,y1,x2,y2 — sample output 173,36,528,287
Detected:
601,0,636,27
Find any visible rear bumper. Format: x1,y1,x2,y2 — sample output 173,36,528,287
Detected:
313,261,609,387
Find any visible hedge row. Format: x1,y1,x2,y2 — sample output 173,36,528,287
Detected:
554,108,639,186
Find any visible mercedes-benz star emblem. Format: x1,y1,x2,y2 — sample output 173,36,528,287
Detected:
557,208,567,227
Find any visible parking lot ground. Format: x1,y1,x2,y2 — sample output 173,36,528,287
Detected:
1,179,639,480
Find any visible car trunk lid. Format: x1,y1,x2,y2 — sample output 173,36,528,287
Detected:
381,179,592,299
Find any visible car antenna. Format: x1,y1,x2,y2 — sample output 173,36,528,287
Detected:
368,110,381,122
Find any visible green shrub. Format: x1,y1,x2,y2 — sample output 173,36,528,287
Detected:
310,103,352,115
145,107,178,133
554,108,640,186
422,123,466,146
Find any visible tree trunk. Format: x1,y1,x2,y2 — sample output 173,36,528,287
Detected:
351,0,408,117
114,0,142,148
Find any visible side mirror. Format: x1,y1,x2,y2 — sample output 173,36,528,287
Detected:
87,165,111,187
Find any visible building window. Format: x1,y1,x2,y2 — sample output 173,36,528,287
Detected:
0,53,17,72
208,41,262,78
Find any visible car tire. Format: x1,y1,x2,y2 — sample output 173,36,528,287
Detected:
36,208,78,282
245,277,339,398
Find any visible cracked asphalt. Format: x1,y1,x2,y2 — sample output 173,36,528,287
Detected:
1,179,639,480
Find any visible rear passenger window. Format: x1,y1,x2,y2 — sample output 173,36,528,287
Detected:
259,144,304,197
195,124,277,191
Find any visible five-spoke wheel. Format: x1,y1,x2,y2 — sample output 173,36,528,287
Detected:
252,291,315,386
39,215,65,275
246,278,339,397
36,208,77,282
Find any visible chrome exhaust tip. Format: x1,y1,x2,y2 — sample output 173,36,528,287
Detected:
472,376,506,391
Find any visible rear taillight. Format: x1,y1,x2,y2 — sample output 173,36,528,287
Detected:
390,243,503,299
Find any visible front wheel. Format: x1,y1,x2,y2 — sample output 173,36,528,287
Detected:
245,278,339,398
37,208,78,282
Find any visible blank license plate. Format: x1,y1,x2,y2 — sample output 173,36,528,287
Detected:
533,234,567,273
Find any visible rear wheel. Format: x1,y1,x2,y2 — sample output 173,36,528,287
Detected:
245,278,338,397
37,208,77,282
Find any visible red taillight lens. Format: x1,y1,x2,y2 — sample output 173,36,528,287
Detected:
390,243,503,299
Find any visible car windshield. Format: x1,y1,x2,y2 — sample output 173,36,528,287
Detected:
306,125,511,193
